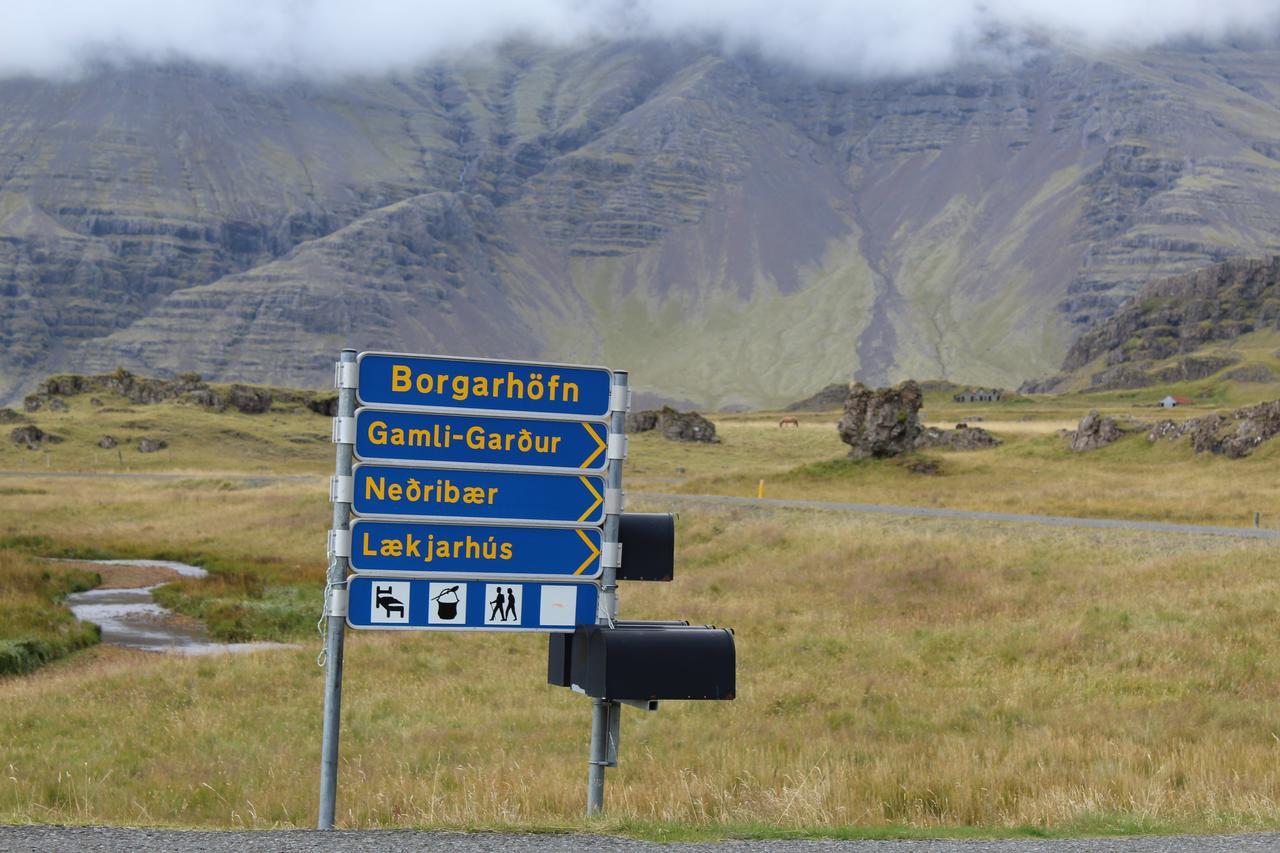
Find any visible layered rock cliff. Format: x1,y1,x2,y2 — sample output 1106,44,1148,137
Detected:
3,40,1280,406
1024,256,1280,392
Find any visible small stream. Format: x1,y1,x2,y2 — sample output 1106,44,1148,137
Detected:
64,559,292,655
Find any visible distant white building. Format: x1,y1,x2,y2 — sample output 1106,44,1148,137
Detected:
1160,395,1193,408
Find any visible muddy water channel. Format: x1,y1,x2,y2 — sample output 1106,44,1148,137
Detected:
63,559,290,655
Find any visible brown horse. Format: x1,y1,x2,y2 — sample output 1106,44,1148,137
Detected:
778,416,800,428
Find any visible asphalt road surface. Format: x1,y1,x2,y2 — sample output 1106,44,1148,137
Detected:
3,827,1280,852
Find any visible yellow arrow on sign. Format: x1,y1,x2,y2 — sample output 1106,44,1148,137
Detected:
574,528,602,575
577,476,603,522
579,423,607,469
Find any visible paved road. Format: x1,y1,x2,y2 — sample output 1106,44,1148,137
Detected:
2,827,1279,852
637,492,1280,540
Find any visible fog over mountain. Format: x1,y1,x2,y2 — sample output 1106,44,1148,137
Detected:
6,0,1280,80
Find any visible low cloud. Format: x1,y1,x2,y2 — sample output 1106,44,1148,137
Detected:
4,0,1279,80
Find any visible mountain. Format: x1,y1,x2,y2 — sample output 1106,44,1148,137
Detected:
3,39,1280,408
1023,255,1280,394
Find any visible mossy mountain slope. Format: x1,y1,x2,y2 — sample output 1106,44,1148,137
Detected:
1024,256,1280,394
3,41,1280,407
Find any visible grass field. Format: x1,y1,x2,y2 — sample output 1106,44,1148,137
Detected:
2,379,1280,836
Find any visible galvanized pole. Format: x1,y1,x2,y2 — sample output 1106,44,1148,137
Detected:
587,370,628,815
318,348,357,830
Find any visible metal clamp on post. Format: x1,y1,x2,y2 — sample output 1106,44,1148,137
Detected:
601,542,622,570
327,585,348,619
607,434,628,461
609,385,631,413
334,361,358,390
605,702,621,767
329,475,353,505
331,416,356,445
327,529,352,559
604,488,625,515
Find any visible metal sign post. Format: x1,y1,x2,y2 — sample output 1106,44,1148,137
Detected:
316,352,669,827
587,370,628,815
318,348,357,830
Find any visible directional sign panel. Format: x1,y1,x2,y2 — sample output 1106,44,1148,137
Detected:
354,408,608,473
350,520,602,579
346,575,599,633
352,463,605,526
357,352,612,419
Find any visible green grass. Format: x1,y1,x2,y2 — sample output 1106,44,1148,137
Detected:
0,550,101,676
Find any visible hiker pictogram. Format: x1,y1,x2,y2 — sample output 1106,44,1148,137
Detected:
484,583,522,625
370,581,410,624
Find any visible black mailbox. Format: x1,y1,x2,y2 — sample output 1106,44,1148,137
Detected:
617,512,675,582
548,620,690,688
547,631,575,688
567,622,735,701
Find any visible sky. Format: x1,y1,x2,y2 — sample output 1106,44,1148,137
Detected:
3,0,1279,80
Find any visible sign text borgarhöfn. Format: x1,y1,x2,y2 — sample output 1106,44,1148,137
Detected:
357,353,611,419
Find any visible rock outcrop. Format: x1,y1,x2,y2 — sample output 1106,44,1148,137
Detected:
137,438,169,453
915,425,1002,451
226,385,273,415
15,370,325,416
1065,257,1280,373
25,370,209,410
308,396,340,417
1223,364,1276,384
1085,355,1242,391
1066,411,1126,452
1026,257,1280,392
837,381,923,459
1147,400,1280,458
785,383,851,412
626,407,719,443
10,425,61,449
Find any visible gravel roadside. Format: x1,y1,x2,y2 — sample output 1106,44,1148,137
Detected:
3,827,1280,852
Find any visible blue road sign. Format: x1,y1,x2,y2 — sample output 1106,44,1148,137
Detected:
353,408,608,473
357,352,612,419
350,520,602,579
346,575,599,633
352,464,605,526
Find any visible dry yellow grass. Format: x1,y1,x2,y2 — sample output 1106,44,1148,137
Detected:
629,413,1280,529
3,384,1280,835
3,499,1280,834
